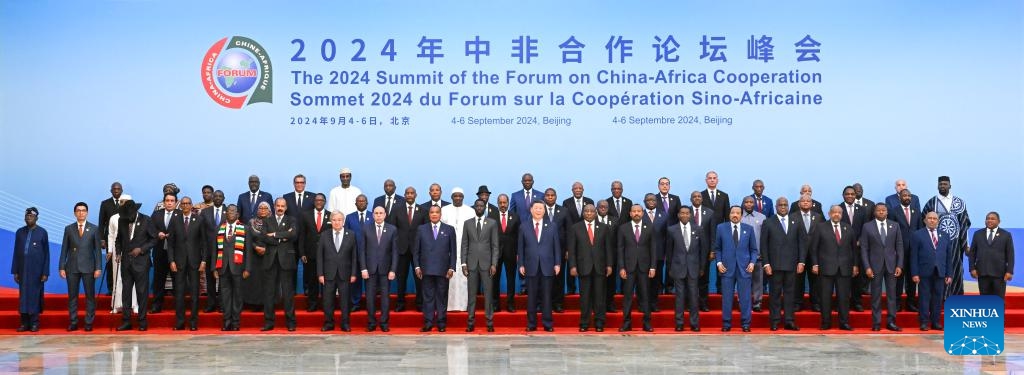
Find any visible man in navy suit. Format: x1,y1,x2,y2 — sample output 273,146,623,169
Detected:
413,205,457,332
390,186,427,312
810,205,860,331
344,194,373,312
889,188,922,312
750,179,774,217
510,173,541,222
373,179,405,220
714,206,758,332
911,212,952,331
283,174,316,217
519,200,561,332
884,179,922,218
859,203,904,332
237,175,273,223
969,212,1015,299
360,206,398,332
618,204,656,332
641,193,668,312
318,211,357,331
59,202,104,331
543,188,571,312
666,206,707,332
760,197,805,331
168,197,208,331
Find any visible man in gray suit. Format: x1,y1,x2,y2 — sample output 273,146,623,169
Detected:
461,199,500,332
665,206,707,332
860,203,904,331
59,202,104,332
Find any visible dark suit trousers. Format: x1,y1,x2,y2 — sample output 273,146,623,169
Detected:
323,277,352,326
466,269,493,326
525,275,553,329
172,265,201,325
492,246,518,306
396,252,422,307
869,270,899,325
796,258,820,307
365,273,390,326
698,260,712,307
350,276,363,307
896,246,916,306
978,276,1006,298
302,258,320,304
66,272,97,325
264,261,296,326
621,269,651,325
578,271,606,327
204,264,219,309
850,273,867,307
554,257,568,305
105,258,115,294
673,276,700,327
649,260,665,310
421,275,448,327
769,270,797,324
152,247,172,304
219,271,243,327
819,274,851,326
121,265,149,323
918,269,944,325
720,275,752,327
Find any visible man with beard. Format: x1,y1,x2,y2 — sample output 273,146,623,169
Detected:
923,176,971,297
116,201,156,331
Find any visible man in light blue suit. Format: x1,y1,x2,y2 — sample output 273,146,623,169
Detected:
518,200,561,332
713,206,758,332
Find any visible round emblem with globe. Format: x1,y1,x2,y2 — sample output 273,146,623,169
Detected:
215,50,259,94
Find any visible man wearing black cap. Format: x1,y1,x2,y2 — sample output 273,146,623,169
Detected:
476,185,499,221
13,207,48,332
116,200,156,331
922,176,971,297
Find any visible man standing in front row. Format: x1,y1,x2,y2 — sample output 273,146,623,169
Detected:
461,199,500,332
520,200,561,332
911,212,951,331
714,206,758,332
618,204,655,332
414,205,457,332
361,206,398,332
810,205,859,331
116,201,155,331
319,212,357,332
568,204,613,332
253,198,299,331
760,197,804,331
860,203,903,332
59,202,103,332
970,212,1014,299
12,207,48,332
212,205,247,331
665,206,706,332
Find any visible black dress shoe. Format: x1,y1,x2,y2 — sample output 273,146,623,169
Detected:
554,305,564,313
150,304,163,313
466,325,475,332
770,323,779,331
839,324,853,331
618,325,632,332
394,304,406,312
29,326,39,332
204,305,217,313
752,305,762,312
526,327,537,332
341,325,351,332
67,324,78,332
438,326,446,332
784,323,800,331
579,326,587,332
742,326,751,332
907,304,919,312
138,323,148,331
350,305,361,313
721,327,731,332
382,326,390,332
871,325,881,332
544,327,554,332
691,326,700,332
932,323,943,331
487,326,494,332
819,324,830,330
321,324,334,331
116,323,132,331
812,305,821,312
675,325,684,332
190,322,198,331
652,306,661,312
852,305,864,312
700,305,710,312
173,323,185,331
84,324,93,332
886,323,902,332
367,325,377,332
287,325,296,332
16,325,28,333
643,325,653,332
595,326,604,332
306,305,317,312
506,306,516,313
420,326,432,332
261,324,274,331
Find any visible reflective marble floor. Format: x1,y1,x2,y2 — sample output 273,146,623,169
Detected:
1,334,1022,374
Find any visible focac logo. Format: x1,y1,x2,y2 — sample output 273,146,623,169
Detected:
201,36,272,109
944,295,1004,355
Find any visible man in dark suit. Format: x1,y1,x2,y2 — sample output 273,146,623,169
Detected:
790,184,825,218
283,174,316,217
605,180,633,223
250,198,299,331
911,212,952,331
211,205,247,331
701,171,730,225
810,205,860,331
413,205,457,332
884,179,922,216
853,183,875,212
563,181,595,225
115,201,157,331
655,177,682,222
344,194,372,311
168,197,208,331
390,186,427,312
969,212,1015,298
567,203,613,332
461,199,500,332
299,193,330,311
859,203,904,331
237,174,273,223
98,181,123,294
618,204,656,332
374,179,406,220
420,183,451,209
542,188,571,312
318,211,358,331
840,186,868,312
519,200,562,332
510,173,541,222
476,185,500,220
149,193,180,313
360,206,398,332
666,206,707,332
58,202,103,332
596,200,620,313
750,179,774,217
760,197,804,331
714,206,758,332
641,193,668,312
795,193,824,312
889,188,922,312
199,190,227,313
690,190,716,312
493,194,521,312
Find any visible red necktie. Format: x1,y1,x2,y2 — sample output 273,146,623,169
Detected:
904,207,911,224
833,224,841,242
501,213,507,232
930,230,938,248
408,206,414,225
587,222,594,245
535,222,541,241
695,210,701,226
316,211,322,232
757,199,763,213
634,224,640,243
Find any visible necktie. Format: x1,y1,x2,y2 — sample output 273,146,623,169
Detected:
376,225,382,242
535,222,540,241
408,205,414,225
781,216,788,234
433,224,438,240
988,229,994,245
164,211,172,228
695,209,701,226
576,199,582,215
833,224,841,242
615,199,621,215
662,196,669,212
335,231,342,252
848,205,855,225
878,222,886,238
501,213,507,231
587,222,594,245
756,198,763,213
114,199,119,207
710,191,716,206
228,225,234,241
297,194,302,208
525,191,530,205
250,192,256,207
477,218,483,234
682,224,690,249
803,213,811,232
129,223,135,241
385,196,392,214
634,224,640,243
360,212,365,223
316,210,323,232
548,207,554,218
184,216,190,234
732,224,739,245
648,210,655,223
78,223,84,237
904,206,911,224
215,207,221,225
930,230,938,248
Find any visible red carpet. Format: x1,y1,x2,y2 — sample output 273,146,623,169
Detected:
2,292,1022,335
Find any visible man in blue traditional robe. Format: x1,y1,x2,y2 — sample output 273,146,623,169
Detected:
12,207,49,332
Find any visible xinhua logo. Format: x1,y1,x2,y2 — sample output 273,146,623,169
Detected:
201,36,273,109
944,295,1004,355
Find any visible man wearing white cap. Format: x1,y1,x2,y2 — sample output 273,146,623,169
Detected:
328,168,363,217
442,187,474,311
